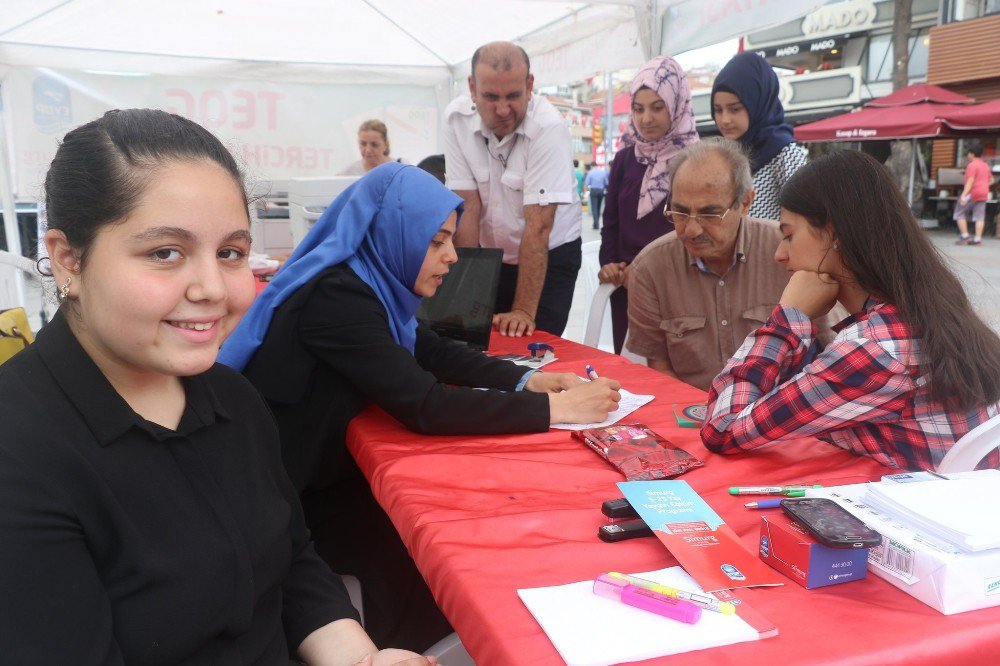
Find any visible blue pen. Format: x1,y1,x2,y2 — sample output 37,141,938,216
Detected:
744,499,784,509
585,364,599,380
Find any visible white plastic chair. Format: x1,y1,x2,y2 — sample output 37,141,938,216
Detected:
583,282,617,348
1,249,37,305
424,632,475,665
340,575,364,627
1,249,54,330
937,413,1000,473
580,241,646,364
342,574,473,664
580,240,614,352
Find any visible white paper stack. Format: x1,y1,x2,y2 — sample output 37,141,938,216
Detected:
517,567,761,666
865,476,1000,553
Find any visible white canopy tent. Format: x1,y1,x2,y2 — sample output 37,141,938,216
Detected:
0,0,832,86
0,0,826,304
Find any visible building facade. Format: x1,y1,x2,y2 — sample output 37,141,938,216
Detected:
691,0,944,132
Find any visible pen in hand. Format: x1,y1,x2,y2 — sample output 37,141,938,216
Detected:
585,364,599,381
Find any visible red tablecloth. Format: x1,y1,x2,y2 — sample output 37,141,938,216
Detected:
346,332,1000,665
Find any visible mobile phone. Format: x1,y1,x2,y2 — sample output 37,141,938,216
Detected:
780,498,882,549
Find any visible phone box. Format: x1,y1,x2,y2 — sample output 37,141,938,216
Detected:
811,481,1000,615
758,512,868,589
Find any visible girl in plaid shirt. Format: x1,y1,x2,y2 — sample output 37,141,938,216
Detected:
703,150,1000,471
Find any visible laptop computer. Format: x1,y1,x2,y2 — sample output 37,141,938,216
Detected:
416,247,503,351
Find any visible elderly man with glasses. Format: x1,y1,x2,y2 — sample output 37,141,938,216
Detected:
624,138,795,391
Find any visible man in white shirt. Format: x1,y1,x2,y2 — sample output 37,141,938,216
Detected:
444,41,582,336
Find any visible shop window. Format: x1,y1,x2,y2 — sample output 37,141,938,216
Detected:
866,30,930,82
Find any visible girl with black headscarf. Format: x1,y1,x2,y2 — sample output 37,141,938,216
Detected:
711,52,807,220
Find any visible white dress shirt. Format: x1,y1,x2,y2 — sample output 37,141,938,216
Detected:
444,94,581,264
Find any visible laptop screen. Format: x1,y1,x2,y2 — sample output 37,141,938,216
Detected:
416,247,502,351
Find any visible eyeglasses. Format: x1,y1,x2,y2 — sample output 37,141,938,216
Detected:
664,199,739,227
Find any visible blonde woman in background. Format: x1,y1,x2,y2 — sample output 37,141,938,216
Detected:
341,119,396,175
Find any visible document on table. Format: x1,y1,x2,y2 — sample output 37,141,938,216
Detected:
551,389,653,430
865,475,1000,552
487,350,557,369
518,566,762,666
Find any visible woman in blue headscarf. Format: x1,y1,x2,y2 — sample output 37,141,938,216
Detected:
219,163,620,650
711,51,807,220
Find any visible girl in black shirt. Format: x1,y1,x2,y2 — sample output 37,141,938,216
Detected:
0,109,430,666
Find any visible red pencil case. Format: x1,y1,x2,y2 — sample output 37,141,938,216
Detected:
571,423,704,480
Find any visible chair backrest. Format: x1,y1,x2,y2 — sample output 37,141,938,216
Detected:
583,282,617,348
580,240,602,321
580,240,615,351
937,412,1000,473
578,240,647,362
1,250,37,309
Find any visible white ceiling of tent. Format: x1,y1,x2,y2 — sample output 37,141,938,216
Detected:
0,1,830,87
0,0,641,72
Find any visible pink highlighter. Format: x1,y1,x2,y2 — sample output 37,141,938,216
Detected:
593,573,702,624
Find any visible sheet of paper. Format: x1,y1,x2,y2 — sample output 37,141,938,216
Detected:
865,475,1000,552
550,389,654,430
488,351,557,369
518,566,760,666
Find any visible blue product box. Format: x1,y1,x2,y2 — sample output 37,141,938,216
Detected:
759,512,868,589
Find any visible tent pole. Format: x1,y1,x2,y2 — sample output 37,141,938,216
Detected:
908,137,916,207
0,87,27,309
605,71,613,165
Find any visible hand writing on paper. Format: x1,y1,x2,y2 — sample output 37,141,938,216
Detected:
525,371,585,393
549,377,621,425
779,270,840,320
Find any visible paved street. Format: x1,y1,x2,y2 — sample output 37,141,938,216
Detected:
933,228,1000,333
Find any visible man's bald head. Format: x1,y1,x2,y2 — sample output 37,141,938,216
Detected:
471,42,531,84
468,41,535,138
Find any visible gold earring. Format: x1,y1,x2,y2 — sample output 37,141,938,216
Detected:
59,276,72,300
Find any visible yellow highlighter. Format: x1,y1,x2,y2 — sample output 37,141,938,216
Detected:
607,572,737,615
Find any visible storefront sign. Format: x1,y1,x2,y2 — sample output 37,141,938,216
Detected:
756,38,844,59
802,0,877,39
836,128,878,138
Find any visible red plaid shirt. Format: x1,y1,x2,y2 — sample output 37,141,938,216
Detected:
702,300,1000,471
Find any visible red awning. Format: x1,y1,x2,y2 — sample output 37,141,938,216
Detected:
794,103,973,141
864,82,974,107
939,99,1000,130
794,83,976,142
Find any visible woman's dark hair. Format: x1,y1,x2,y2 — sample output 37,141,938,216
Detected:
416,154,446,184
779,149,1000,409
44,108,248,263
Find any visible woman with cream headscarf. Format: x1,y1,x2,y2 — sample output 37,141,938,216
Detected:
598,55,699,354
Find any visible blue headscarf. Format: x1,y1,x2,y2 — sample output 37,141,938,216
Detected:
711,52,795,173
219,162,463,371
